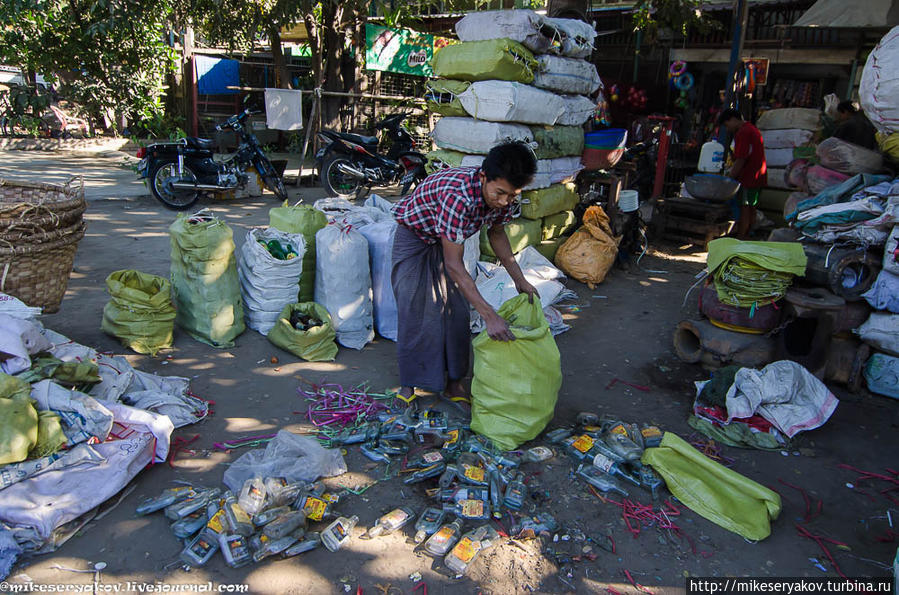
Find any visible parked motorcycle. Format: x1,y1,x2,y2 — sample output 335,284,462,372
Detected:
136,108,286,210
316,112,426,199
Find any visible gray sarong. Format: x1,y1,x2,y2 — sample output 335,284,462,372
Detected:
391,224,470,392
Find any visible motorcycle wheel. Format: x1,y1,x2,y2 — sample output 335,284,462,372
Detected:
321,155,364,199
400,165,426,196
254,157,287,201
150,159,200,210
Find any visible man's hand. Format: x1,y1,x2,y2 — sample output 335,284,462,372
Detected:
515,278,539,303
485,312,515,342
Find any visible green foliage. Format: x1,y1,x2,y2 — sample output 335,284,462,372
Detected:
0,0,179,130
190,0,307,52
631,0,720,40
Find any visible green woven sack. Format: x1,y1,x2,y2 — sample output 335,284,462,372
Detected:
267,302,339,362
170,213,245,348
0,374,37,465
479,217,542,257
530,125,585,159
542,210,578,240
425,149,467,174
426,79,471,117
432,38,537,83
269,202,328,302
470,295,561,450
642,432,782,540
101,269,176,356
535,237,565,263
520,183,578,220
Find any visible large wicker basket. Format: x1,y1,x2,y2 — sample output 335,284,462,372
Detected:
0,176,87,313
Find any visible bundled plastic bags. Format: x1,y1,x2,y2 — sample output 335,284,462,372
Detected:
459,81,564,125
555,206,620,288
100,270,176,356
432,38,537,84
169,212,245,348
642,432,781,541
470,295,561,450
358,220,399,341
432,117,533,154
237,228,306,335
315,222,374,350
269,202,328,302
520,183,578,220
267,302,339,362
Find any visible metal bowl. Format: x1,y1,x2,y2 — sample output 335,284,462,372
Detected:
684,174,741,202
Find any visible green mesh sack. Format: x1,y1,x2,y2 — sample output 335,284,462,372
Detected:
426,79,471,117
530,125,585,159
101,269,176,356
267,302,339,362
520,183,578,220
269,202,328,302
470,295,561,450
542,210,578,241
479,217,542,257
432,38,537,83
169,212,245,348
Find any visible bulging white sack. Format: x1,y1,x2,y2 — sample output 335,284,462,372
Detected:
237,228,306,335
455,9,551,53
459,81,564,125
432,117,533,154
533,54,602,95
556,94,596,126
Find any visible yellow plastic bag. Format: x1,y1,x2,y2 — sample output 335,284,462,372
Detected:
555,206,620,289
642,432,781,541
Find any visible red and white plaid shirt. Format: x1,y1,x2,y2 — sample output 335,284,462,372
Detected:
393,167,513,245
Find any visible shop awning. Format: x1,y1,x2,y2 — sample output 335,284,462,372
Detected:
793,0,899,28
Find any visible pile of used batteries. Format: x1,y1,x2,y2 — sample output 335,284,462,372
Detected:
546,412,666,499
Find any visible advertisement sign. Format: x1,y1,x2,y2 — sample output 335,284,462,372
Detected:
365,24,437,77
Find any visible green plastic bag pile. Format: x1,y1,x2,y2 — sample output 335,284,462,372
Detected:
470,295,561,450
101,269,176,356
269,202,328,302
0,374,66,465
642,432,782,540
425,79,471,117
707,238,807,308
170,212,245,348
267,302,339,362
432,38,537,84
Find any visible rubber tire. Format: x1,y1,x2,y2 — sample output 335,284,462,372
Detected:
149,159,200,210
255,157,287,201
321,155,364,199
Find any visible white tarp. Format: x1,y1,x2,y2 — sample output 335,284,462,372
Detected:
459,81,565,125
432,117,533,155
533,54,602,95
237,228,306,335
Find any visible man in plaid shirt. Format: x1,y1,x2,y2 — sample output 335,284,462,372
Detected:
391,141,538,408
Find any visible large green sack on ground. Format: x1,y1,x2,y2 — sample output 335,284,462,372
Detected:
432,38,537,83
267,302,339,362
535,237,565,263
520,183,578,220
542,210,578,240
426,79,471,117
269,202,328,302
170,213,245,348
479,217,542,257
470,295,561,450
641,432,782,541
530,125,585,159
0,374,38,465
101,269,176,356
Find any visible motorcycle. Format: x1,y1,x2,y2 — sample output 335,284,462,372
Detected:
316,112,426,199
135,108,286,210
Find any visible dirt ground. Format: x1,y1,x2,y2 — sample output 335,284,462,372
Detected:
3,150,898,594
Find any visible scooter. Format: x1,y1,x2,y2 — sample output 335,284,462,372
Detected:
135,108,286,210
316,113,426,199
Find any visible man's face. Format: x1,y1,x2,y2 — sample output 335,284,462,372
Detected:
480,172,522,210
723,117,741,134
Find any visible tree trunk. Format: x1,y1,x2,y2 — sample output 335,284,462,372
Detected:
268,25,288,89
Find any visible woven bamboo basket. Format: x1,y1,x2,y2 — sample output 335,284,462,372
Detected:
0,220,86,313
0,177,86,233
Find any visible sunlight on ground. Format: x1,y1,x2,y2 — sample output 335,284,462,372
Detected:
224,417,277,433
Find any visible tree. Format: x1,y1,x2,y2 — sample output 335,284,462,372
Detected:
631,0,720,42
0,0,179,131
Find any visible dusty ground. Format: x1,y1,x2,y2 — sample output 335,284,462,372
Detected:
2,150,897,594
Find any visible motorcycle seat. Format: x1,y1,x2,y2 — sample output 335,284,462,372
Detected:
330,131,379,147
186,137,216,150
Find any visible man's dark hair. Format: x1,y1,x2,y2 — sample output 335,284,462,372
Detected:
482,141,537,189
837,100,858,115
718,108,743,125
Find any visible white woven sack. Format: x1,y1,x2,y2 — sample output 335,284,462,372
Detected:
432,117,533,154
545,17,597,59
358,221,399,341
761,129,814,149
459,81,564,125
556,94,596,126
766,148,797,169
816,137,884,175
314,223,374,350
756,108,821,131
885,225,899,275
533,54,602,95
767,168,791,190
860,26,899,134
856,311,899,357
524,159,553,191
522,157,582,191
455,9,551,53
237,228,306,335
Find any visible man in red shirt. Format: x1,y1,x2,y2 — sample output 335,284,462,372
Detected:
391,142,538,408
720,108,767,240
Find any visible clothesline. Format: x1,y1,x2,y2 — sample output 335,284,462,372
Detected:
226,86,427,104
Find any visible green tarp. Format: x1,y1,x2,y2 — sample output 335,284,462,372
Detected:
101,269,176,356
267,302,339,362
479,217,542,257
530,125,585,159
432,38,536,84
426,79,471,117
470,295,561,450
541,210,578,241
520,183,578,220
269,202,328,303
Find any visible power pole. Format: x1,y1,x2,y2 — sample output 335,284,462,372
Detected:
723,0,749,111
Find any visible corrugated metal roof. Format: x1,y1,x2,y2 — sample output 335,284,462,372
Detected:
793,0,899,27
